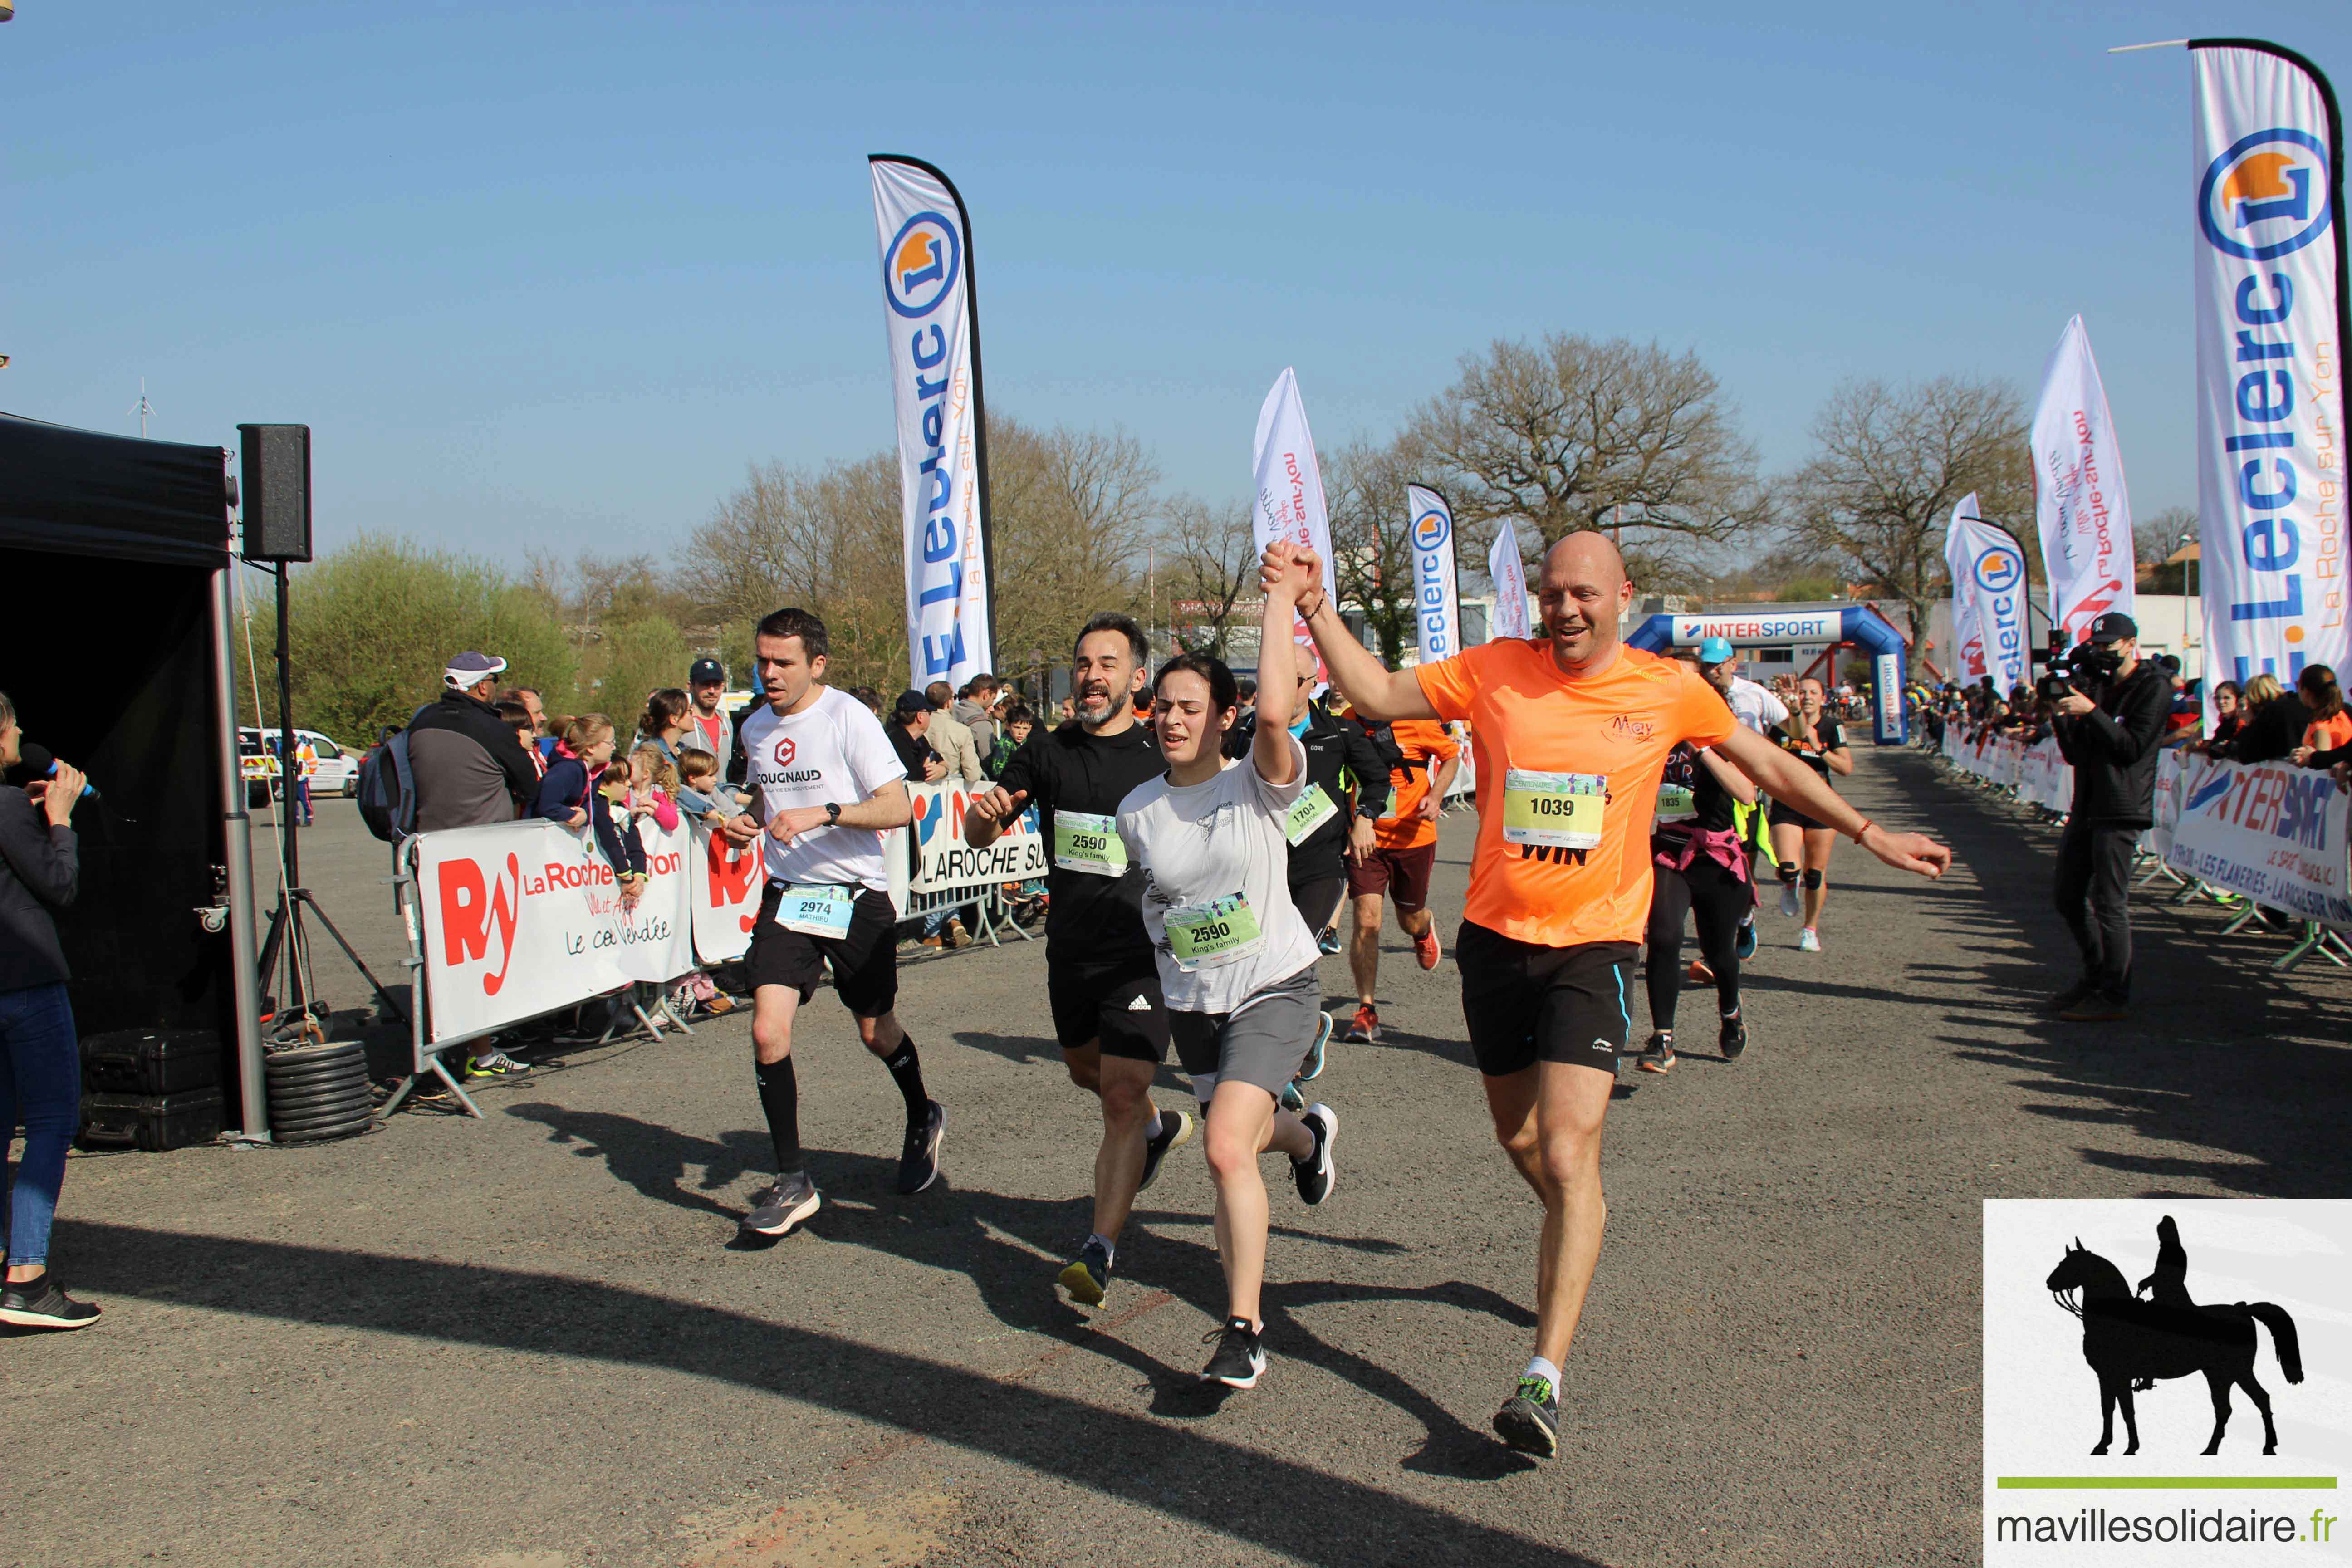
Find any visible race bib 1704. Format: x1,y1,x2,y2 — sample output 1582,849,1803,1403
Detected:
1163,892,1264,972
1053,810,1127,877
1283,784,1340,846
1501,769,1607,850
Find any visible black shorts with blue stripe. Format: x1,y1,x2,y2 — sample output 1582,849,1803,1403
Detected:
1455,923,1637,1078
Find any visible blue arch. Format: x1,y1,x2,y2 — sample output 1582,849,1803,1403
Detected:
1626,606,1909,745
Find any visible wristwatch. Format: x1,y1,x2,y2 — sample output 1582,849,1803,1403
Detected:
823,801,841,825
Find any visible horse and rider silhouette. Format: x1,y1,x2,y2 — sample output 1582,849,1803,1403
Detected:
2045,1216,2303,1457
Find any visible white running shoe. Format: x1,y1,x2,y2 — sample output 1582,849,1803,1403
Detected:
1798,927,1821,953
1778,882,1801,918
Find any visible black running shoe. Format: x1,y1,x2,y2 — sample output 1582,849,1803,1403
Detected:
1057,1236,1112,1308
0,1272,101,1330
740,1171,822,1237
1137,1107,1195,1193
1493,1373,1559,1457
1200,1316,1267,1388
2045,979,2097,1013
897,1100,946,1194
1719,1014,1747,1060
1292,1102,1338,1205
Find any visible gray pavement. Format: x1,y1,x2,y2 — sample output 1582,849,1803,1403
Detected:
8,745,2350,1568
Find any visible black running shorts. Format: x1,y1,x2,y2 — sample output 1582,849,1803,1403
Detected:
1455,921,1636,1078
1047,959,1171,1064
1767,797,1832,833
1289,874,1347,936
746,883,900,1016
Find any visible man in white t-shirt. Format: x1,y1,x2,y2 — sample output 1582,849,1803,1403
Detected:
1697,637,1787,960
718,607,942,1240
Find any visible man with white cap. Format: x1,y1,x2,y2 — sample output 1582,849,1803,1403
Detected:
408,650,543,833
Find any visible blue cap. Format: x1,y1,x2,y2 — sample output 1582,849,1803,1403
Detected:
1697,636,1735,664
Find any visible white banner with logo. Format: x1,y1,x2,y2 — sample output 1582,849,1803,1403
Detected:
2031,314,2137,645
2165,751,2350,926
1944,499,2031,695
906,778,1049,897
2192,44,2349,715
1668,609,1840,645
1251,368,1338,680
1405,483,1462,665
416,817,698,1045
2147,747,2186,861
1944,730,2074,812
1486,518,1530,640
872,157,993,692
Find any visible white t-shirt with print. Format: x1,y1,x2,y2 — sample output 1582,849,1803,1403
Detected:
738,686,907,892
1725,675,1789,736
1115,731,1319,1015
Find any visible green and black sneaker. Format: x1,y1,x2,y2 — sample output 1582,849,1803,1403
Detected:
1493,1373,1560,1458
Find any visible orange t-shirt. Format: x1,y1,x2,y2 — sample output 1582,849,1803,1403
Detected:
1416,640,1735,948
1373,719,1462,850
2303,711,2352,754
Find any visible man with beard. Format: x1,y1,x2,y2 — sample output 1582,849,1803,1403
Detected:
1268,532,1952,1458
964,612,1195,1307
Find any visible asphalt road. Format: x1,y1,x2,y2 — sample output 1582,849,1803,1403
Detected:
8,746,2349,1568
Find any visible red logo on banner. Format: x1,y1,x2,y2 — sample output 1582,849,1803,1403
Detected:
437,853,522,995
772,736,796,767
705,829,763,931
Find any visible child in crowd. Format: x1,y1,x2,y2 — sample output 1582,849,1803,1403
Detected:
676,746,729,825
594,760,652,909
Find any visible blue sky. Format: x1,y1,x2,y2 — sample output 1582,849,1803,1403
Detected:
10,1,2352,563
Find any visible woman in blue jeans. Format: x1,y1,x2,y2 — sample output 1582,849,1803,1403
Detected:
0,692,98,1329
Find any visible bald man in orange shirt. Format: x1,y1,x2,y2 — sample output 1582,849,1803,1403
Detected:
1267,529,1951,1460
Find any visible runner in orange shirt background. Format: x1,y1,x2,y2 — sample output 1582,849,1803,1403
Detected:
1265,529,1952,1460
1342,717,1459,1043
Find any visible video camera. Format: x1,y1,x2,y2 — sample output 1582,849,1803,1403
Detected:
2035,631,2122,706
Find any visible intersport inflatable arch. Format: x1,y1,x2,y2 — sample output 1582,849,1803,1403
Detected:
1626,604,1910,745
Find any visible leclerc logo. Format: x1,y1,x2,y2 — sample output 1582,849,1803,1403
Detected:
884,211,960,318
1411,509,1450,552
1975,545,2024,596
2200,129,2333,261
771,736,796,768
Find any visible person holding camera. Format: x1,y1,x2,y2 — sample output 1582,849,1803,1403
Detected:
2045,613,2170,1023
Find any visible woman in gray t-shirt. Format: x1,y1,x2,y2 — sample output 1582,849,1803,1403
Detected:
1114,597,1338,1390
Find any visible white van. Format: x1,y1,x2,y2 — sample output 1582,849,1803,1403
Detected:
237,727,360,803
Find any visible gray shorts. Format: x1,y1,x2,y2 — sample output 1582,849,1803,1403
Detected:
1167,963,1323,1101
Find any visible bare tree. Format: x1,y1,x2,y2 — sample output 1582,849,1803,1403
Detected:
2136,503,2196,567
1323,434,1427,666
1784,375,2034,640
1161,495,1261,659
985,418,1155,689
1408,333,1761,577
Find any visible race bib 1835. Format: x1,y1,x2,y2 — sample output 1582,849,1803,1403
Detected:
1501,769,1607,849
1655,783,1697,823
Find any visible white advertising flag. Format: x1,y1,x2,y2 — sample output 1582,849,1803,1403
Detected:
1251,368,1338,674
1405,484,1463,664
1943,492,1988,684
1486,518,1531,640
2192,42,2349,703
1944,498,2031,696
871,156,994,691
2031,315,2137,644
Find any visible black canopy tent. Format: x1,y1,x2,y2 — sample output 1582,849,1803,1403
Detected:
0,411,266,1135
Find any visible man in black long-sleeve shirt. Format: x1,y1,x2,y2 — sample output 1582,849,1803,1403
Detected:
2047,613,2171,1022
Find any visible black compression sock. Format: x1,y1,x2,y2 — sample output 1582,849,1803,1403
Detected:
882,1034,929,1126
755,1057,803,1175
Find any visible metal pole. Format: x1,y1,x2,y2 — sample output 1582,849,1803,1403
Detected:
211,563,269,1140
275,561,299,897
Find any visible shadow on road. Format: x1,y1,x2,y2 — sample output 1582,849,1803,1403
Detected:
1881,749,2352,1197
54,1221,1609,1567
